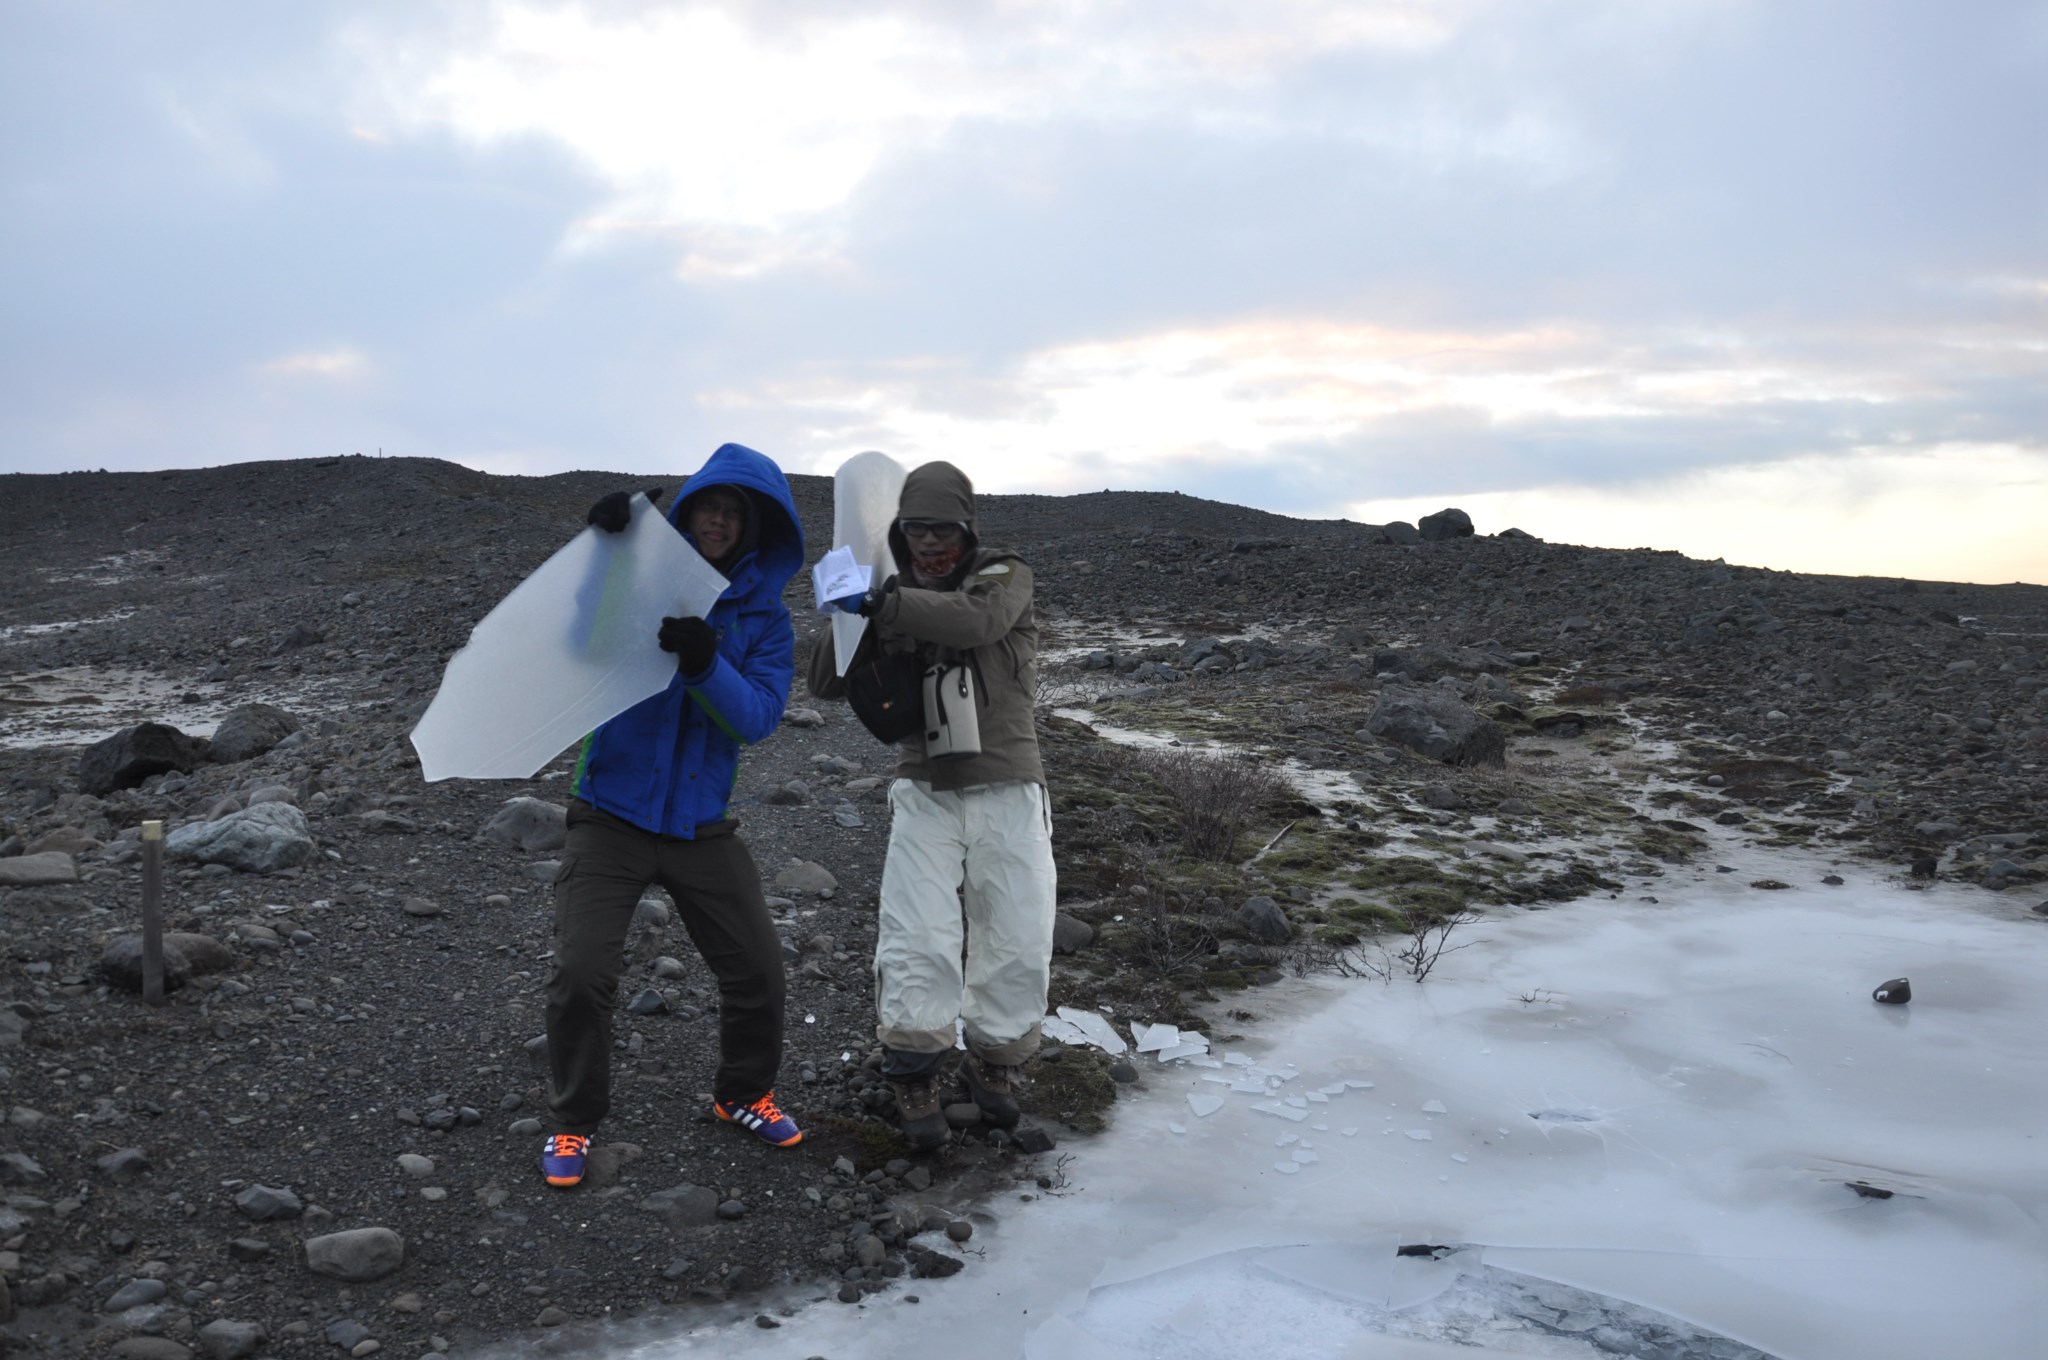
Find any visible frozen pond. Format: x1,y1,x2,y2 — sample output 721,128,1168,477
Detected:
475,830,2046,1359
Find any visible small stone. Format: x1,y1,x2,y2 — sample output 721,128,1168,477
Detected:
716,1199,747,1220
1872,977,1911,1004
400,897,443,918
535,1306,569,1327
232,1184,302,1221
305,1227,405,1281
195,1318,267,1359
95,1147,150,1182
945,1219,973,1243
396,1153,435,1179
106,1277,169,1311
625,988,669,1016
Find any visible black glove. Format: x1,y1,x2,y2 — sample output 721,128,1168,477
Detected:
658,615,716,676
587,487,665,533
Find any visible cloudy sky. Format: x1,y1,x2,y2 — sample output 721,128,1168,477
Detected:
4,1,2044,583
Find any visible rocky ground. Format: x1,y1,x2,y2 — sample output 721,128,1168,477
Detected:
0,455,2043,1359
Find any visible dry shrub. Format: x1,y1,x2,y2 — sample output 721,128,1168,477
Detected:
1119,746,1288,862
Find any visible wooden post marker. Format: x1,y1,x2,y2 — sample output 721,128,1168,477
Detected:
141,819,166,1006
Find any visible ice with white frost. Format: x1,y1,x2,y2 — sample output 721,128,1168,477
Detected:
544,840,2047,1360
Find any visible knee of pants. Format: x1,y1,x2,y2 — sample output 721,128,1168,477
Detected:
713,965,784,1010
546,958,621,1014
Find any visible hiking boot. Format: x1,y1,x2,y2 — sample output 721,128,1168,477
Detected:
889,1077,949,1152
540,1133,590,1187
961,1057,1023,1129
713,1091,804,1147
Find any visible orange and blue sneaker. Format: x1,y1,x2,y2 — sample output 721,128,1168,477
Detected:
540,1133,590,1187
713,1091,803,1147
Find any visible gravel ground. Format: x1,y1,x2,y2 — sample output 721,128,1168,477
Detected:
1,455,2042,1358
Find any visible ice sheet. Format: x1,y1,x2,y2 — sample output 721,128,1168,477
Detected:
829,450,905,675
409,497,726,780
494,843,2048,1360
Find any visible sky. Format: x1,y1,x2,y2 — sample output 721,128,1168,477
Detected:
3,0,2045,584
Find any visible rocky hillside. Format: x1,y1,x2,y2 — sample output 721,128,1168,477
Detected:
0,455,2042,1359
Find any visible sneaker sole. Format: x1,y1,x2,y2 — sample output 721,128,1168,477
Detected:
543,1171,584,1187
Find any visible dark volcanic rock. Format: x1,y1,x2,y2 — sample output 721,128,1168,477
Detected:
206,703,301,763
1366,686,1507,767
1417,508,1474,541
77,722,209,795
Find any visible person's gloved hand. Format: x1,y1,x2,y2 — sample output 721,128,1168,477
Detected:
829,591,870,615
587,487,665,533
658,615,716,675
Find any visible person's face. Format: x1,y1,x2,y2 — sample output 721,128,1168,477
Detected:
687,490,748,561
899,519,966,574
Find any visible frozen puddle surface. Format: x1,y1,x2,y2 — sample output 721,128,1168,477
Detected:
0,665,363,748
524,837,2047,1360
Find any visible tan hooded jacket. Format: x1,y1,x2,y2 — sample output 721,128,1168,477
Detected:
807,461,1045,791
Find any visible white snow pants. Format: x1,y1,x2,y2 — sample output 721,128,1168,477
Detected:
875,778,1056,1065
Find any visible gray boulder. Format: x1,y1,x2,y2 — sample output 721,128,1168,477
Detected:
1382,521,1422,545
478,797,568,853
772,860,837,895
304,1226,404,1282
1052,912,1096,955
233,1184,302,1221
101,931,235,994
77,723,209,796
207,704,300,764
1418,508,1475,541
1235,895,1294,944
195,1319,268,1360
166,803,315,873
0,852,79,887
1367,686,1507,767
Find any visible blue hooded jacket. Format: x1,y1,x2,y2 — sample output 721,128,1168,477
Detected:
572,443,804,837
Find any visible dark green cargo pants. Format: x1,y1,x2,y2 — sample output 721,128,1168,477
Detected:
544,799,785,1135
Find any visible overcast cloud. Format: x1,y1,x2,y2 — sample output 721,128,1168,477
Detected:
3,0,2043,581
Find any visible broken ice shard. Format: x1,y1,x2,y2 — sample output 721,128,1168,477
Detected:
1056,1006,1129,1054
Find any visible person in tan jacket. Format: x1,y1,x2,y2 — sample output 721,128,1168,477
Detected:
807,460,1055,1150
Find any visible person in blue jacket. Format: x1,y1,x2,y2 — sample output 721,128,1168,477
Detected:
539,442,805,1189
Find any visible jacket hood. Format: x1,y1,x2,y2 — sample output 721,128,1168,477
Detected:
670,442,804,595
888,460,977,576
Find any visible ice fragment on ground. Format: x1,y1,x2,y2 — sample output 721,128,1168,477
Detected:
1306,1091,1328,1103
1274,1162,1301,1175
1344,1079,1374,1089
1422,1099,1448,1114
1155,1040,1211,1063
1251,1101,1309,1123
1291,1150,1318,1165
1054,1006,1129,1054
1223,1052,1253,1067
1230,1079,1265,1093
1276,1134,1299,1146
1167,1121,1187,1135
1407,1129,1434,1141
1342,1127,1359,1136
1132,1021,1180,1053
1451,1152,1469,1163
1186,1093,1225,1118
1041,1014,1090,1046
1318,1083,1348,1096
1284,1096,1307,1109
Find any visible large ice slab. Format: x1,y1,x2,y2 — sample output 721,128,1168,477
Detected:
410,497,727,780
829,450,906,676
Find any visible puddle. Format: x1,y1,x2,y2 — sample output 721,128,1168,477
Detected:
0,665,363,749
0,611,136,642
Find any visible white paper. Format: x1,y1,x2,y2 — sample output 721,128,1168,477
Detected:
409,497,727,780
810,545,871,614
